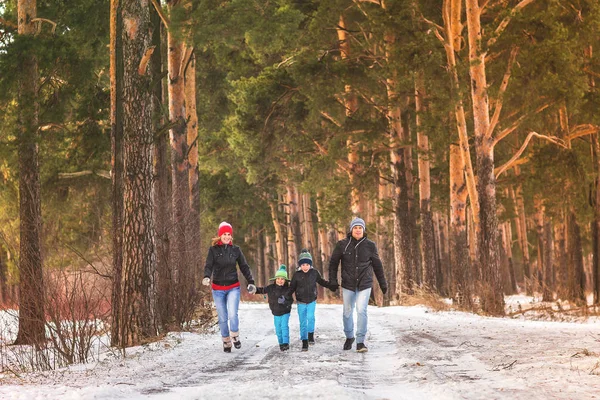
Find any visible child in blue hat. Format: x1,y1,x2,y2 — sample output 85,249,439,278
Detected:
252,265,293,351
289,249,335,351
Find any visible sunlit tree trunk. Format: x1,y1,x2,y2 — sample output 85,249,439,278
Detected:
286,185,301,267
465,0,503,315
167,0,190,320
185,48,201,290
567,211,586,303
269,200,285,265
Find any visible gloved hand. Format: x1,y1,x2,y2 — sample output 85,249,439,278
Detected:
277,295,286,304
328,282,339,292
247,284,257,295
381,285,388,295
202,277,210,286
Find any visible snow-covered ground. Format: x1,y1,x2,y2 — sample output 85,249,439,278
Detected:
1,302,599,399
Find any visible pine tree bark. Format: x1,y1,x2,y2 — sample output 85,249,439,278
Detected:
592,135,600,304
465,0,503,315
449,144,472,308
533,198,545,292
269,200,285,265
185,48,201,290
0,247,8,305
110,0,124,347
568,211,586,303
167,0,190,321
286,185,301,267
442,0,480,233
554,213,568,299
336,15,363,215
415,72,436,291
114,0,158,347
15,0,46,346
150,5,172,332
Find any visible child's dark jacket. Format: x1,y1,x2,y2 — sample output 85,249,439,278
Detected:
256,283,293,316
289,268,329,304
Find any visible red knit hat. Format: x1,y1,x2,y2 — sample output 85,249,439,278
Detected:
218,221,233,236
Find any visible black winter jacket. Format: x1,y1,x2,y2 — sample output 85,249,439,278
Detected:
328,233,387,292
256,283,293,316
203,244,254,287
289,268,329,304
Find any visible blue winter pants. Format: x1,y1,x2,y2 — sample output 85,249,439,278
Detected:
297,301,316,340
273,313,290,345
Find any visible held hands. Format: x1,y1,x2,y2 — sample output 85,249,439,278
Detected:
328,282,339,292
381,285,388,295
247,284,257,295
202,277,210,286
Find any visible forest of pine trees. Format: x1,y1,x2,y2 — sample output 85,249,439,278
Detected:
1,0,600,348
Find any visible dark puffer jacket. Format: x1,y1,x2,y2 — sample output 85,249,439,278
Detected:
289,268,329,304
328,233,387,292
203,244,254,287
255,283,293,316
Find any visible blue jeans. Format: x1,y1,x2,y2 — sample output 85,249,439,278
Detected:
297,301,316,340
342,287,371,343
212,286,240,337
273,313,290,345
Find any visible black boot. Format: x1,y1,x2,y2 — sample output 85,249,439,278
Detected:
302,339,309,351
308,332,315,344
223,337,232,353
343,337,355,350
279,344,286,351
232,332,241,349
282,344,289,351
356,342,368,353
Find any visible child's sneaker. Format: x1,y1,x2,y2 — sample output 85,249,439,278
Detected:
279,343,289,351
308,332,315,344
301,339,309,351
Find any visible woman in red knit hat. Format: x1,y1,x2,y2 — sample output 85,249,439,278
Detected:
203,221,256,352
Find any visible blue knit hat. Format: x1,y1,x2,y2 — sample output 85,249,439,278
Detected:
349,217,366,232
270,264,288,280
298,248,313,267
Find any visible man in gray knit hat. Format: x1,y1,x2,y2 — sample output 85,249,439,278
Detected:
328,217,387,353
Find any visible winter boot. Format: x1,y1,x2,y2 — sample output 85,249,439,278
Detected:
279,344,290,352
343,337,355,351
356,342,368,353
222,337,232,353
308,332,315,345
231,331,241,349
301,339,309,352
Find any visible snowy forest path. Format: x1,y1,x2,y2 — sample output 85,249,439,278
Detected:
1,303,599,399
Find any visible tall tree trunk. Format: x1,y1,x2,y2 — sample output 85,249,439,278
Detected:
449,144,472,308
415,72,436,291
568,211,586,303
286,185,301,267
441,0,480,234
316,195,331,301
592,135,600,304
15,0,45,346
151,6,172,332
501,222,517,294
269,200,285,265
0,247,7,305
185,48,201,290
377,176,394,304
554,213,568,299
510,180,531,292
167,0,190,323
110,0,124,347
465,0,503,315
533,198,545,292
303,193,318,258
336,15,363,215
114,0,158,347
